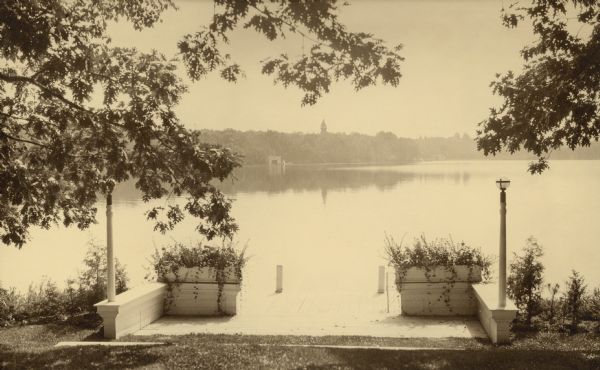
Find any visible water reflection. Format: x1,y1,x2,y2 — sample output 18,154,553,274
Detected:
111,164,476,202
218,165,474,195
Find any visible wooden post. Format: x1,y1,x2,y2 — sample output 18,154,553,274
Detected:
276,265,283,293
386,266,390,313
378,266,385,294
107,193,116,302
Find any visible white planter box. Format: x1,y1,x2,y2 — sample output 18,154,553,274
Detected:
161,267,241,316
395,266,482,316
166,283,240,315
396,266,482,283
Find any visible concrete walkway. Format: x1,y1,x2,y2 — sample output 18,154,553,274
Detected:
55,342,165,347
134,289,486,338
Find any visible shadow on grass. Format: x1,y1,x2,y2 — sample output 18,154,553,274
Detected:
0,346,162,369
34,321,101,339
1,341,599,369
2,323,599,370
312,348,600,370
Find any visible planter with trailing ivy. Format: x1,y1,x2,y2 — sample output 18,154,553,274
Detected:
386,235,491,316
151,241,247,316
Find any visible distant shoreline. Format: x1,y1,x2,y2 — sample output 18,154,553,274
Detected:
247,158,600,168
198,129,600,165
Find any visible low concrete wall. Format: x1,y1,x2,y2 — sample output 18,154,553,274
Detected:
95,282,167,339
166,283,240,315
472,283,517,344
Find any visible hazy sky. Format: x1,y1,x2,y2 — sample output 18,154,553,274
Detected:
109,0,534,138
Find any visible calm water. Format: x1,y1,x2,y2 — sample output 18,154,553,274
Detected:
1,160,599,294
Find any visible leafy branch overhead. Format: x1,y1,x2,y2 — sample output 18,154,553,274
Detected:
0,0,403,247
178,0,404,106
477,0,600,173
0,0,240,247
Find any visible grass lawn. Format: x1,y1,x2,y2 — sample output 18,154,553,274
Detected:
1,324,599,369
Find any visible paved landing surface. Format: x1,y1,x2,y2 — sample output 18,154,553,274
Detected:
55,342,165,347
134,289,486,338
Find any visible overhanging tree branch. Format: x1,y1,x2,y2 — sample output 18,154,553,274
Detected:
0,130,49,148
0,72,95,114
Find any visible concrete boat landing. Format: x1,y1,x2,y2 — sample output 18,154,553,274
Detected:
134,289,486,338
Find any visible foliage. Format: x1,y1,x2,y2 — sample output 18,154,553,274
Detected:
502,259,600,335
19,279,65,323
199,129,420,165
200,129,600,166
77,239,128,309
385,234,492,280
477,0,600,174
151,240,247,282
0,240,128,327
563,270,587,334
507,237,545,327
0,286,20,326
0,0,403,247
586,288,600,332
543,282,562,324
183,0,404,106
0,278,73,326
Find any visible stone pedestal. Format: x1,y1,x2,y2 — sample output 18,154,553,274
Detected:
472,283,518,344
95,282,167,339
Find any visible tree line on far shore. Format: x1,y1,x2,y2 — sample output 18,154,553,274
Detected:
197,129,600,166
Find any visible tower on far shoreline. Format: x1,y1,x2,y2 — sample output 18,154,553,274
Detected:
320,119,327,134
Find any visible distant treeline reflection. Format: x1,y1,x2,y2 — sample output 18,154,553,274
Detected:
112,165,472,202
217,165,471,194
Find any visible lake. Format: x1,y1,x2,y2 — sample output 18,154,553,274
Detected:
1,160,599,294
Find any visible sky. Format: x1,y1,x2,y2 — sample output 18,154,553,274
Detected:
109,0,535,138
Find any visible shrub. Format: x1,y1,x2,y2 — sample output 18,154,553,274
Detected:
38,279,64,321
63,278,81,316
585,287,600,333
78,240,128,309
507,237,544,328
0,240,128,327
563,270,587,334
17,278,67,323
542,283,561,322
385,234,492,279
0,287,20,326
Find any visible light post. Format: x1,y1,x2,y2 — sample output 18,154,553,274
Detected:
106,192,116,302
496,178,510,308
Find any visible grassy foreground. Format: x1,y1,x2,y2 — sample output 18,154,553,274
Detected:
1,324,599,369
